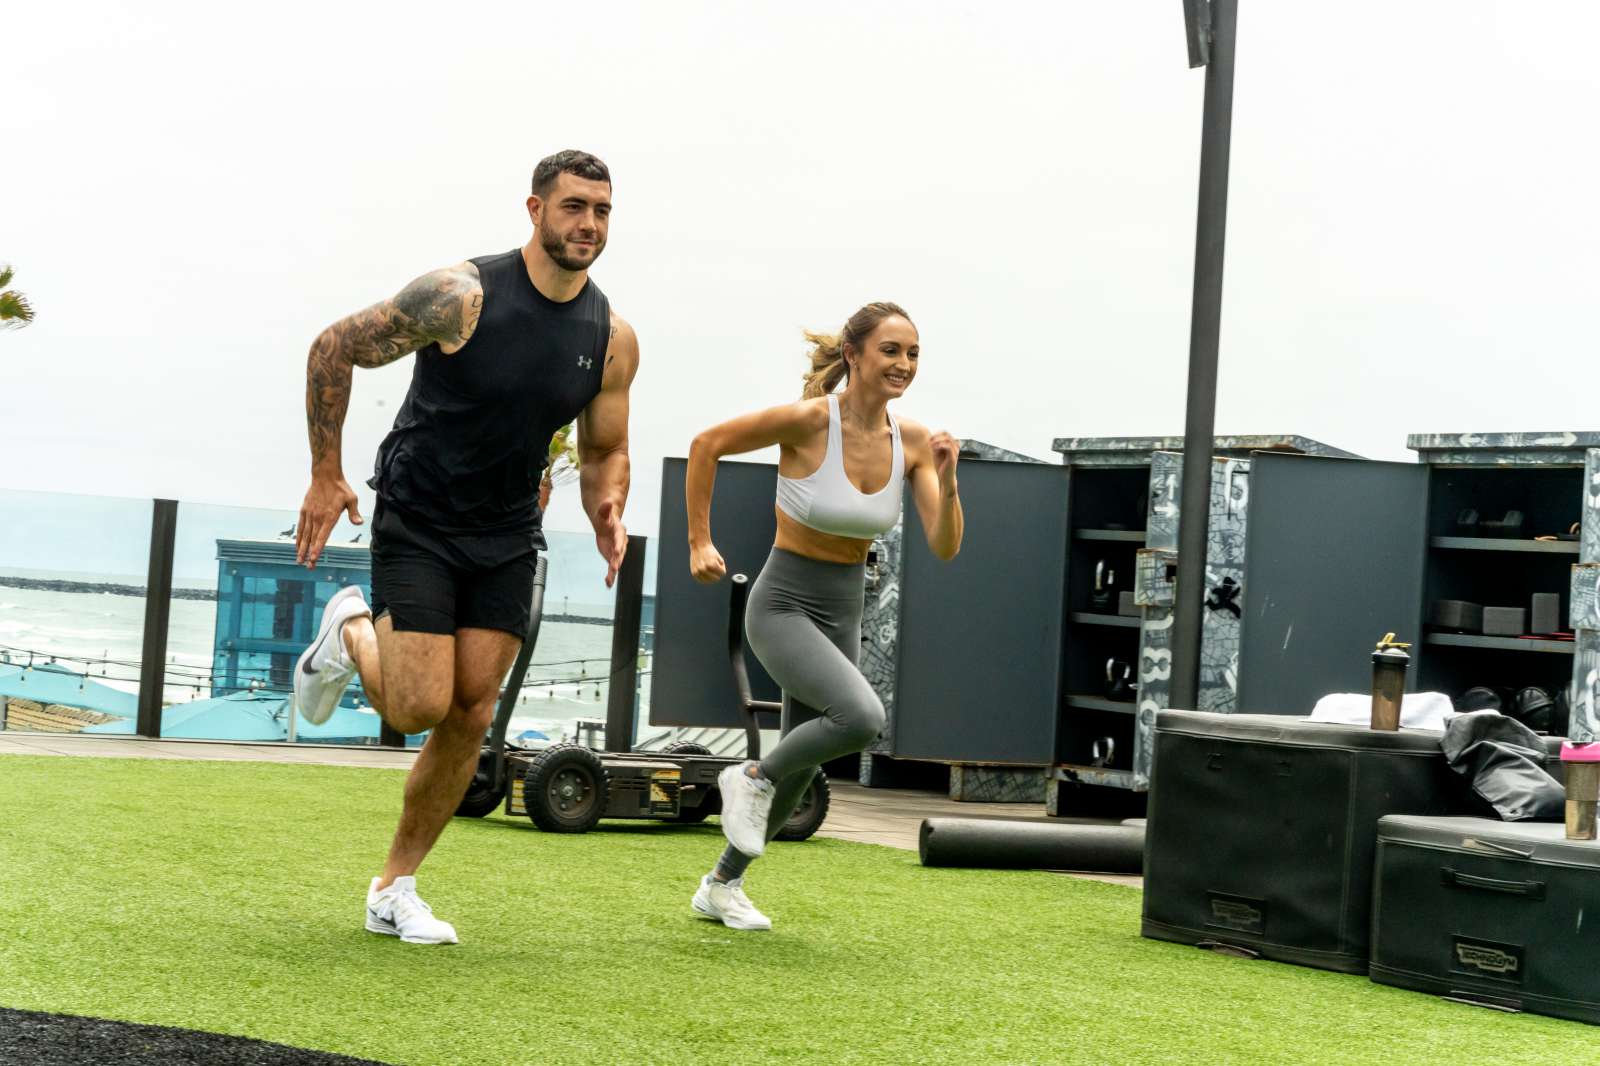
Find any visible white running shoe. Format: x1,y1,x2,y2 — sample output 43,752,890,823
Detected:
365,876,459,945
717,761,775,858
692,874,772,931
291,584,370,726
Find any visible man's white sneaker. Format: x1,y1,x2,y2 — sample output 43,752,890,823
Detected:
365,876,459,945
291,584,370,726
692,874,772,931
717,762,775,858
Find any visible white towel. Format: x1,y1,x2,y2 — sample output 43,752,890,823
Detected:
1308,691,1454,732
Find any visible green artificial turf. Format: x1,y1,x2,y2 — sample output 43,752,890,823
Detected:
0,754,1593,1065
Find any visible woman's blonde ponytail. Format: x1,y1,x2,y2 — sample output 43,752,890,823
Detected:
800,330,848,399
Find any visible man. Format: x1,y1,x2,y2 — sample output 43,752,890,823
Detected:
290,150,637,944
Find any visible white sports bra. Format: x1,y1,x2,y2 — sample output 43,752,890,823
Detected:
776,395,905,539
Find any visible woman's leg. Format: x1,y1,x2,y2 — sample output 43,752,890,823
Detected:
746,603,881,787
712,758,827,883
712,555,881,880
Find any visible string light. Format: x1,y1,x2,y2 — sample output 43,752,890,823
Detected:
0,644,647,702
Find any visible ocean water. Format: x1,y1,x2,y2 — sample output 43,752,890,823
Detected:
0,567,645,741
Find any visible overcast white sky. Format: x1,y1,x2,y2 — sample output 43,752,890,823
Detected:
5,2,1598,540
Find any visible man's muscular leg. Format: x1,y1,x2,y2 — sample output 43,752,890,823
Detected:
376,627,521,890
343,614,454,733
341,614,389,716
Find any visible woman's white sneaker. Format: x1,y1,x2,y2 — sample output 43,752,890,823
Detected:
717,762,775,857
291,585,370,726
691,875,772,931
365,876,459,945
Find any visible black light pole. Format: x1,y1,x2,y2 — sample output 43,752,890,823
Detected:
136,499,179,738
604,534,649,753
1171,0,1238,710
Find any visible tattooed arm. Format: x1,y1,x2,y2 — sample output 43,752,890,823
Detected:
576,312,639,587
296,263,482,566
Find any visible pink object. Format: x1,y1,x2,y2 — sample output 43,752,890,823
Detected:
1562,742,1600,763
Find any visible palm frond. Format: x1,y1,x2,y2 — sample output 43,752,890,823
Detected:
0,290,34,329
547,421,580,467
541,421,582,492
0,265,14,289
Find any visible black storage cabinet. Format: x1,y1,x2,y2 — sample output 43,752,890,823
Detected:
1371,816,1600,1023
891,458,1071,764
1142,710,1466,973
1235,454,1430,714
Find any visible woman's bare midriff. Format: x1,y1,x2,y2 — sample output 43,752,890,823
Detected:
774,507,875,565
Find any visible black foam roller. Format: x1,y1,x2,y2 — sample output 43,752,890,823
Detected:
918,817,1145,872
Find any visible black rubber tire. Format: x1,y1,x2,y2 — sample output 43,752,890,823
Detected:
454,748,507,819
662,741,718,823
522,744,609,833
773,770,831,842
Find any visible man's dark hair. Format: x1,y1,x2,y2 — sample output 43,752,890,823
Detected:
531,150,611,198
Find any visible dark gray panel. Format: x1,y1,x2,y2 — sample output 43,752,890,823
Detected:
1237,454,1428,715
649,458,781,728
893,460,1071,763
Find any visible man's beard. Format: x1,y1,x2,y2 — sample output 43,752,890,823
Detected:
541,226,604,272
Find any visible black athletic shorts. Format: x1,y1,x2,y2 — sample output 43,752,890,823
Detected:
369,500,540,639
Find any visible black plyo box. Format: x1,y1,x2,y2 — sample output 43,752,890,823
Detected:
1371,816,1600,1024
1143,715,1568,975
1141,711,1467,974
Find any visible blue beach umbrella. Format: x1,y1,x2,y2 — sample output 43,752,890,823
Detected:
0,663,138,718
81,690,384,743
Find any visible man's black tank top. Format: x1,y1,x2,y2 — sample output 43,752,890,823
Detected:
369,248,610,543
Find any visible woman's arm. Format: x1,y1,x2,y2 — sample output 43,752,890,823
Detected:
685,402,820,583
903,420,963,561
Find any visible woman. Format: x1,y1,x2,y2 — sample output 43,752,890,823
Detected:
684,301,964,930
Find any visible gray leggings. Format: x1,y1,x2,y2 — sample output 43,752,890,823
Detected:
716,548,885,878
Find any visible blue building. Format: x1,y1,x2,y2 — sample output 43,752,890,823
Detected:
211,538,371,703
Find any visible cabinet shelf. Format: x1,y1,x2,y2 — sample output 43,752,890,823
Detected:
1424,633,1575,655
1430,536,1578,555
1069,612,1141,629
1073,529,1146,543
1063,694,1138,714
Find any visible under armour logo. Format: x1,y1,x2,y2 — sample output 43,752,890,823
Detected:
577,354,593,369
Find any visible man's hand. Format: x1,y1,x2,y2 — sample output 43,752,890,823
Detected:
689,541,727,585
595,498,627,587
297,476,363,568
931,431,960,489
